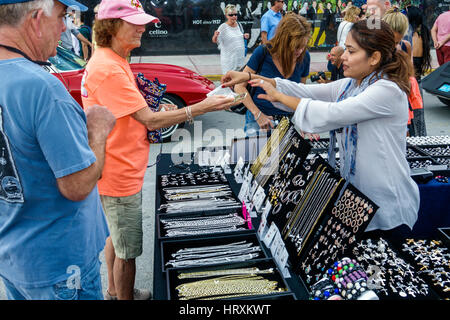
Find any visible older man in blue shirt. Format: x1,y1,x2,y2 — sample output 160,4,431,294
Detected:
260,0,284,44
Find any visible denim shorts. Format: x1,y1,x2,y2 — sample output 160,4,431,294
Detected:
244,110,261,136
2,258,103,300
100,191,143,260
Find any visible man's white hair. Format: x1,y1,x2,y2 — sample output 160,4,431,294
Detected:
0,0,54,27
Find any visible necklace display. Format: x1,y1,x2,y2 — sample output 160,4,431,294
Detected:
251,117,291,178
158,169,240,214
299,185,377,284
174,267,287,300
165,240,263,268
160,212,249,238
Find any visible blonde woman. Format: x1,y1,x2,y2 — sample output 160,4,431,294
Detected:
337,5,360,49
382,7,411,57
212,4,249,74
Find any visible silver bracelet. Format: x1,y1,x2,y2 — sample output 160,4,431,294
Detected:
255,111,262,121
185,106,194,124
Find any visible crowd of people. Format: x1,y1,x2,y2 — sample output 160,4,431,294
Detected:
0,0,448,301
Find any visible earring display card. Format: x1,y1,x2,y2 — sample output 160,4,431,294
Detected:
296,183,378,285
160,233,269,272
166,258,291,300
266,155,347,269
156,208,253,240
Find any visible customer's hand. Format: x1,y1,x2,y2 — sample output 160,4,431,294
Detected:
256,113,274,130
85,105,116,143
201,95,235,112
221,71,250,88
248,79,281,103
434,40,443,50
244,33,250,39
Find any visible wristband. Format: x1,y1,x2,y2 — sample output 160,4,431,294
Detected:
255,111,262,121
248,72,251,81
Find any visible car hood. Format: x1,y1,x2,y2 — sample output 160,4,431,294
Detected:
130,63,214,87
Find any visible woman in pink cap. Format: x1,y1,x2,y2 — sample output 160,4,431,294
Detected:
81,0,235,301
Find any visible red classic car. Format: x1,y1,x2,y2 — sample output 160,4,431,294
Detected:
46,46,215,141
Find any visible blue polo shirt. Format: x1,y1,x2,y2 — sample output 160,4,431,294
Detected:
261,9,282,41
247,45,310,116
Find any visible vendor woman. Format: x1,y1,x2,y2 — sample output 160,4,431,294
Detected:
222,20,419,238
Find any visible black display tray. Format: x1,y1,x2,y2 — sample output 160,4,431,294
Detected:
160,232,269,273
390,237,450,300
406,156,440,169
438,227,450,248
415,144,450,157
166,258,292,300
406,145,431,158
353,237,441,300
156,207,254,241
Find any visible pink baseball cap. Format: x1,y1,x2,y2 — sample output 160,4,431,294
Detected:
98,0,159,25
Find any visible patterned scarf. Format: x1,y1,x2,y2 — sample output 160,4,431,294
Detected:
328,72,381,183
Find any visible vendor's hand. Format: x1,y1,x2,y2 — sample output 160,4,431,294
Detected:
248,79,281,103
256,112,274,130
317,77,327,84
201,94,235,112
244,33,250,39
435,40,443,50
221,71,250,88
299,130,320,142
159,103,177,111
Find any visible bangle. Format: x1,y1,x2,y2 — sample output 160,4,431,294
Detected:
248,72,251,81
255,111,262,121
185,106,194,124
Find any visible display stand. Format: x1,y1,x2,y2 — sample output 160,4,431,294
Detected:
152,127,449,300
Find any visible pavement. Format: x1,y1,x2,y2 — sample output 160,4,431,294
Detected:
0,49,446,300
131,49,440,82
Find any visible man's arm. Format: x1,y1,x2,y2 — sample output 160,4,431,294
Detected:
76,33,92,47
261,31,268,44
56,105,115,201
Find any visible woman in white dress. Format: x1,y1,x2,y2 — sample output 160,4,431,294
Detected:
337,5,360,49
222,20,420,239
212,4,249,74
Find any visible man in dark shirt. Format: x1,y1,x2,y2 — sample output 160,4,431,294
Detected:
318,46,345,83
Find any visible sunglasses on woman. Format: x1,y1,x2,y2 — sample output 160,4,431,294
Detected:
228,13,238,17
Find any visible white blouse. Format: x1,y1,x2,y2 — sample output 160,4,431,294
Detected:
274,78,420,232
217,23,246,74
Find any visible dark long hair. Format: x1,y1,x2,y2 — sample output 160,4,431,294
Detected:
350,20,414,95
407,6,432,77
